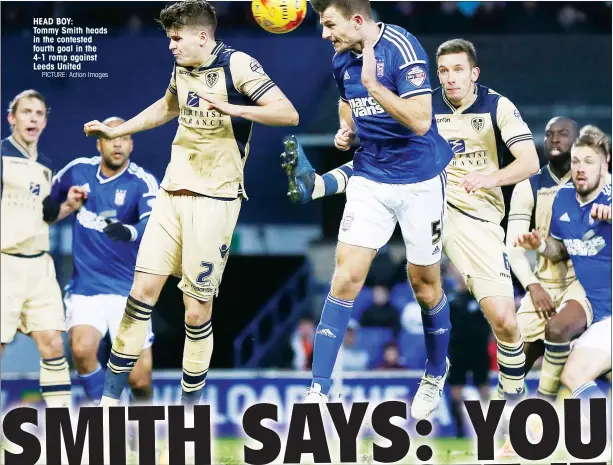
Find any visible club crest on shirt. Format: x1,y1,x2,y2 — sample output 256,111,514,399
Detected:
406,65,426,88
376,59,385,78
471,116,485,132
114,189,127,206
205,71,219,88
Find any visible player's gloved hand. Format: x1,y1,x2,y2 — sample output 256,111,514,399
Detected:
527,283,555,319
103,219,136,242
334,128,355,151
591,203,611,223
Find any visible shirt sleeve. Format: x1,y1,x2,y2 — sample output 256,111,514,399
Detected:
332,54,348,102
136,170,159,222
50,163,74,202
230,52,276,103
506,179,539,289
496,96,533,149
168,64,177,95
386,31,431,99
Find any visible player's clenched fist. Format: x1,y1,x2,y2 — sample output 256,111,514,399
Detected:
66,185,88,210
334,128,355,151
591,203,611,222
84,120,116,139
513,228,543,250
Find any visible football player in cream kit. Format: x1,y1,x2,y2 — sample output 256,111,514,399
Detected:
83,0,298,418
1,90,86,408
507,117,592,401
283,38,541,411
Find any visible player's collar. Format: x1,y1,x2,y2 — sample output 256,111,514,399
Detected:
442,84,479,114
185,41,225,72
576,179,611,207
546,164,571,185
7,135,38,161
96,160,130,184
351,22,385,59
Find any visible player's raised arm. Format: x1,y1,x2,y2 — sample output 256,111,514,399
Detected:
84,71,180,139
361,39,432,136
199,52,298,127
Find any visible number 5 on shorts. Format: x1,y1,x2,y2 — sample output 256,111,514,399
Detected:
196,262,214,284
431,220,442,245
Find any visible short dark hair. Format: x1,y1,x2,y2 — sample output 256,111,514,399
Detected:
436,38,478,67
157,0,217,33
310,0,372,19
574,125,610,158
8,89,49,116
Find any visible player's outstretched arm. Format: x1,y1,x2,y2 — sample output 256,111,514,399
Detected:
200,86,298,127
361,40,431,136
84,89,180,139
514,229,569,263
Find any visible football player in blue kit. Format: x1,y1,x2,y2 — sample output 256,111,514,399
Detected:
304,0,454,419
50,117,158,405
515,125,611,401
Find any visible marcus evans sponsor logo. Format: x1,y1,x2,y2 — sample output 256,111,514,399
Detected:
349,96,384,117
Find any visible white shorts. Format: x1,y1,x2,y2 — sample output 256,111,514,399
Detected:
338,174,446,266
65,293,155,350
573,317,611,355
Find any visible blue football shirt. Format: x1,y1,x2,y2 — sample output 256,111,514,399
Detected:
332,23,453,184
51,156,159,297
550,181,612,322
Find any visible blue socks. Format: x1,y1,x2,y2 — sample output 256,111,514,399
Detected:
421,293,451,377
78,363,105,403
311,294,354,395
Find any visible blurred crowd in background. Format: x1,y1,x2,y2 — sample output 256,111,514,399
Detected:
3,1,611,36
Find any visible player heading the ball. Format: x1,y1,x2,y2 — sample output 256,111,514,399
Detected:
302,0,455,421
83,0,298,454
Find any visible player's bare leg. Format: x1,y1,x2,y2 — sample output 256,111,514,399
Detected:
539,300,587,400
561,348,610,397
307,242,376,403
30,330,72,407
479,296,526,402
99,271,167,407
523,340,545,373
70,325,105,403
407,262,452,420
129,347,153,402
